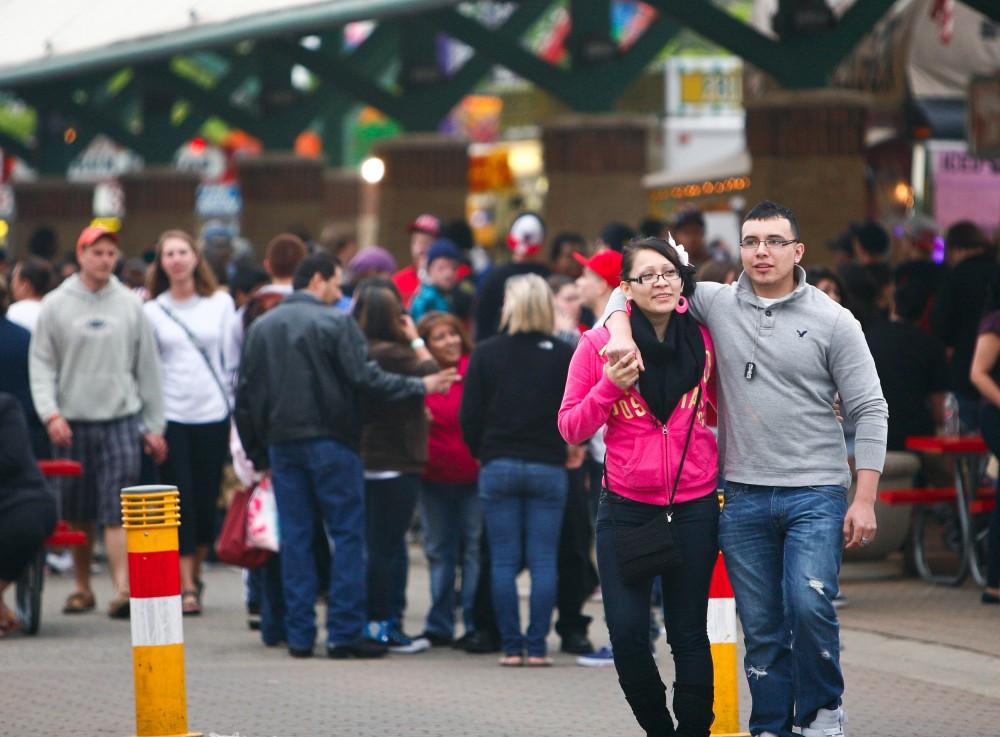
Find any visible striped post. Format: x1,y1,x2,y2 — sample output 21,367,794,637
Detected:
709,552,749,737
121,485,200,737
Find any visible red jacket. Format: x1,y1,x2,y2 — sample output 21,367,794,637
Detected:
424,354,479,485
558,326,718,506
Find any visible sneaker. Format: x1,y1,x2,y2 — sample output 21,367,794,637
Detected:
576,645,615,667
420,630,454,647
365,620,431,654
327,639,388,659
560,631,594,655
801,706,846,737
454,630,501,654
288,646,313,658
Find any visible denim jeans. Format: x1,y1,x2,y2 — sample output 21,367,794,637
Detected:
596,490,719,737
419,481,482,638
365,474,420,622
479,458,568,657
719,482,848,736
268,437,367,650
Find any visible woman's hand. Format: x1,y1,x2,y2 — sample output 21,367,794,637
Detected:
400,314,419,343
605,351,640,390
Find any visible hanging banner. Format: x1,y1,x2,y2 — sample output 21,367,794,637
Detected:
933,147,1000,235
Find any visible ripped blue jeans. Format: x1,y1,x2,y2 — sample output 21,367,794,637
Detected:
719,482,847,737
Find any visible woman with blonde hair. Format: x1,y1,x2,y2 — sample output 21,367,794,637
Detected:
460,274,574,665
144,229,239,615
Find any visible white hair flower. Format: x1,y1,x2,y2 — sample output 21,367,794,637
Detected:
667,233,690,267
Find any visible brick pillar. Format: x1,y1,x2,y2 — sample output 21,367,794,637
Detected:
542,114,654,243
745,91,870,265
323,168,379,249
372,135,468,265
238,154,326,256
11,179,95,261
119,169,200,255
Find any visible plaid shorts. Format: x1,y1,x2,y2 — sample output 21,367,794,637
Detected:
54,415,142,527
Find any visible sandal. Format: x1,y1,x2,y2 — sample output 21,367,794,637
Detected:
63,591,96,614
107,594,131,619
498,654,524,667
0,604,21,636
526,656,553,667
182,590,202,616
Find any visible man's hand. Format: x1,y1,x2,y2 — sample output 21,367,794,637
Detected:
605,351,641,390
143,433,168,464
605,311,644,371
843,499,877,549
47,414,73,448
566,444,586,470
423,368,459,395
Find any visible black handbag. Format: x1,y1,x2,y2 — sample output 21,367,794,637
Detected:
608,385,702,585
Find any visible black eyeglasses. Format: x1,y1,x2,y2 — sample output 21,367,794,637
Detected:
623,270,682,286
740,237,798,250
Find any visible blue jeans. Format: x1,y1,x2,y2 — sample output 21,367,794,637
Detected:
479,458,568,657
720,482,848,737
268,438,367,650
420,481,482,638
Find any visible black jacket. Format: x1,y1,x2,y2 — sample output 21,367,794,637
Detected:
932,252,999,397
0,392,52,518
460,331,573,466
234,292,425,468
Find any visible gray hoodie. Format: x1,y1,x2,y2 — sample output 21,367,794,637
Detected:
604,266,887,488
29,275,164,434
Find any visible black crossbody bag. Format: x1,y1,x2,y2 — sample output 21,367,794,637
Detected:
607,385,702,585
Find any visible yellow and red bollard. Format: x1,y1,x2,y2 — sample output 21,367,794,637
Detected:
709,551,750,737
121,485,200,737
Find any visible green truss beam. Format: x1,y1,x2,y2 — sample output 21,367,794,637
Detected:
644,0,897,89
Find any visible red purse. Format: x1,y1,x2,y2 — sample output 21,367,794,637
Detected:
215,485,272,568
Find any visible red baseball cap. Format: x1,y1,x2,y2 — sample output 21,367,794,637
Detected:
574,249,623,289
407,213,441,236
77,224,119,250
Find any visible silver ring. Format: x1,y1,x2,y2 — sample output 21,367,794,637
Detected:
860,537,871,546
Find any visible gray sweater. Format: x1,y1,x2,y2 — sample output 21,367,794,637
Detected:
605,266,888,488
29,275,164,433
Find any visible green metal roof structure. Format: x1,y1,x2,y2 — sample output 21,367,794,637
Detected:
0,0,996,173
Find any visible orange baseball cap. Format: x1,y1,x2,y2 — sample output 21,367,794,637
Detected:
77,224,119,250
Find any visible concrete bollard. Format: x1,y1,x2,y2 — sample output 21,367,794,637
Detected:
709,552,750,736
121,485,200,737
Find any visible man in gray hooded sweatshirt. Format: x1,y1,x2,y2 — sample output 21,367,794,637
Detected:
30,225,165,619
604,201,887,737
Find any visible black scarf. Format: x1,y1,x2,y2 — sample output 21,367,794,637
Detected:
630,307,705,424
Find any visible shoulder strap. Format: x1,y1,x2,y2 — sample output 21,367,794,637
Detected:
158,300,231,414
666,384,703,518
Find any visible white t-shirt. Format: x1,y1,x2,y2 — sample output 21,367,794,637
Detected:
7,299,42,332
144,290,239,424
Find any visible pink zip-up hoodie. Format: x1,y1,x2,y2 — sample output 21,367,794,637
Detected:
558,325,718,506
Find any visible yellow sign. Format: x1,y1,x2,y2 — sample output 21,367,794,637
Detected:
680,70,742,106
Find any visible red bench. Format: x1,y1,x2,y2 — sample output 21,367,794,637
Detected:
880,486,996,514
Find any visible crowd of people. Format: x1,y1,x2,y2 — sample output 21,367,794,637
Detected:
0,199,999,737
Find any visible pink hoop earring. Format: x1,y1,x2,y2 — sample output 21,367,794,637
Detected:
675,295,689,314
625,298,633,315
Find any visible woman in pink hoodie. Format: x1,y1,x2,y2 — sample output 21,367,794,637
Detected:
559,236,718,737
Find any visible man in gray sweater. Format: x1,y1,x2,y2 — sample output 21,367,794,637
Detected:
604,202,887,737
30,225,165,619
